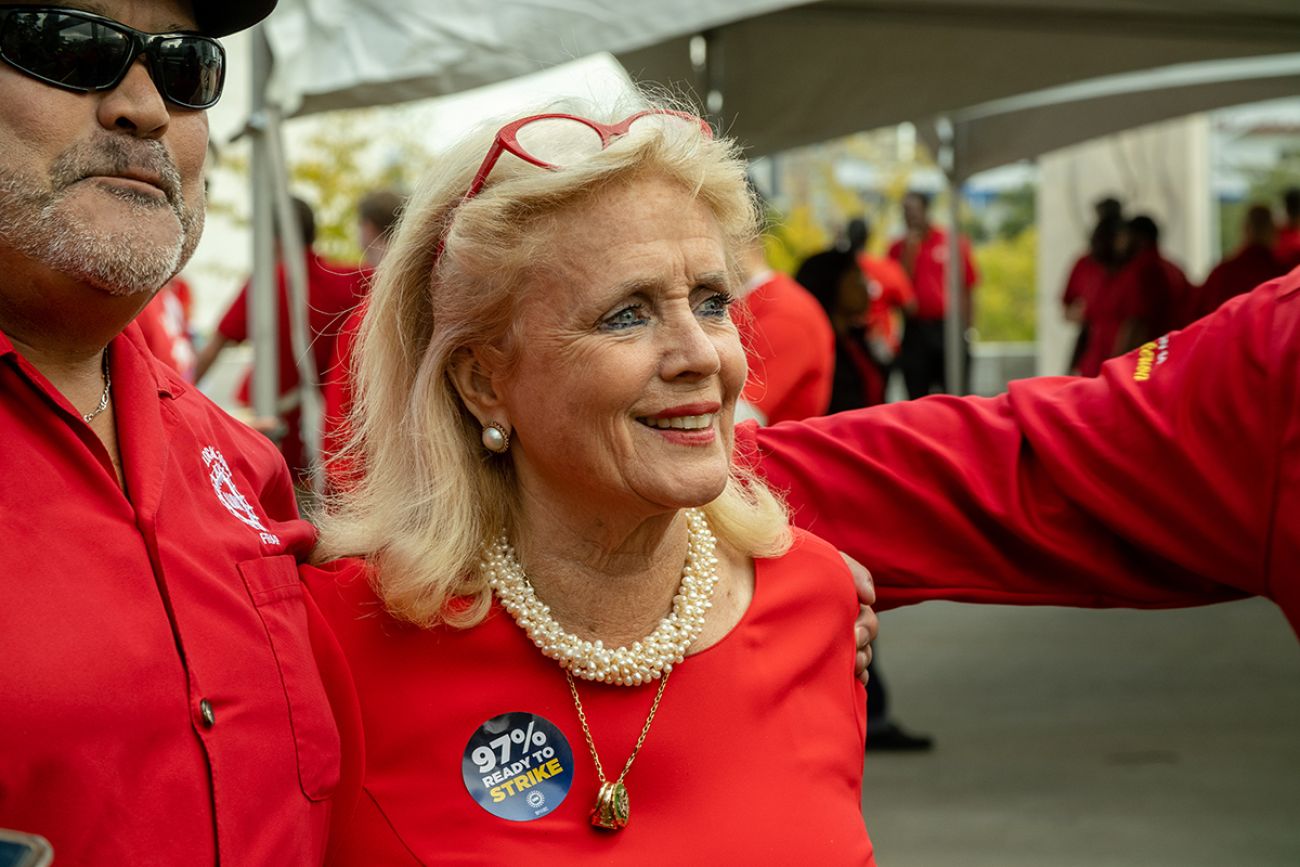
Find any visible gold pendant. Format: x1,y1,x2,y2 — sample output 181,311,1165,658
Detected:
590,781,630,830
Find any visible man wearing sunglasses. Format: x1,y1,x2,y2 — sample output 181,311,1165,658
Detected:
0,2,359,865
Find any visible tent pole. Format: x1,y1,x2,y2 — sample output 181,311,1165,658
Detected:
264,108,324,499
938,116,965,395
248,26,280,437
703,28,724,124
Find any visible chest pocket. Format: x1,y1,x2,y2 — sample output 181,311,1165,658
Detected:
238,555,342,801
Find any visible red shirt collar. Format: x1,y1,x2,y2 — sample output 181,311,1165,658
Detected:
0,320,187,401
116,321,186,401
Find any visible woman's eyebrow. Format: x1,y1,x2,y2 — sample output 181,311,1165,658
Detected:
603,270,731,299
605,277,661,298
692,271,732,290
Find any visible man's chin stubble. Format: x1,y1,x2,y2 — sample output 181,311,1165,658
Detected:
0,174,203,297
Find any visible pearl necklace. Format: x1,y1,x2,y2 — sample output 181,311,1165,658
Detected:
482,508,720,685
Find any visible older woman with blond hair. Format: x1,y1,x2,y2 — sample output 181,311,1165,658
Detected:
304,101,874,863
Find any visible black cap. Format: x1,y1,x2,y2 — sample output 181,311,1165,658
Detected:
194,0,279,36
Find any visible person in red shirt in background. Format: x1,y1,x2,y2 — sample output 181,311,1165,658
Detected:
134,275,196,379
733,238,835,424
796,249,877,410
1061,198,1124,373
1275,187,1300,269
1193,204,1285,321
1077,215,1188,377
796,248,934,751
888,190,978,398
847,217,915,398
195,196,367,480
1134,214,1195,329
321,189,405,479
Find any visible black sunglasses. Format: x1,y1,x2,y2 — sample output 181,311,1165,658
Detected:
0,6,225,109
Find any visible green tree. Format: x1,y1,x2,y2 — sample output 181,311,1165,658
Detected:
973,226,1037,342
763,203,832,274
211,108,432,264
996,183,1036,242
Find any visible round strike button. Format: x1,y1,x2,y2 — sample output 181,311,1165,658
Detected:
462,712,574,822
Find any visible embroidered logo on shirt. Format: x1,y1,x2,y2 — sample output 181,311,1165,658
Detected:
1133,334,1171,382
201,446,281,545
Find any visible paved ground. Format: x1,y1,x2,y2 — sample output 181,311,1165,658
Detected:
860,598,1300,867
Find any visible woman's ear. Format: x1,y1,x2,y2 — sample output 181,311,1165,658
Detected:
447,346,508,427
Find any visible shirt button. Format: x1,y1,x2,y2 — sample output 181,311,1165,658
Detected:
199,699,216,729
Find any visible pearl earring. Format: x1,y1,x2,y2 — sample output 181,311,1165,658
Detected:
481,422,510,454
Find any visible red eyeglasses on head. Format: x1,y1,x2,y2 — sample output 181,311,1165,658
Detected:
462,109,714,203
430,109,712,268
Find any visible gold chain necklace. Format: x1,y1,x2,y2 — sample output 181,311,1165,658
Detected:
485,510,717,828
82,349,111,424
566,668,671,831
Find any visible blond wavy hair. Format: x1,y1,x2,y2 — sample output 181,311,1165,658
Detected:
313,96,791,627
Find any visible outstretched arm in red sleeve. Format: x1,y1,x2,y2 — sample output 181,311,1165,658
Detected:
741,272,1300,639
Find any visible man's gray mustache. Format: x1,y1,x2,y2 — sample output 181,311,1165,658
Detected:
53,136,184,207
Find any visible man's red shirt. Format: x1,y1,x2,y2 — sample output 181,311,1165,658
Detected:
216,255,368,472
1061,253,1108,310
321,302,366,488
1194,243,1284,322
1077,248,1186,377
0,323,362,864
887,227,977,321
217,254,368,401
1275,226,1300,270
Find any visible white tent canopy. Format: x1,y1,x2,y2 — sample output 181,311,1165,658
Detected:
245,0,1300,485
921,53,1300,182
263,0,1300,157
261,0,799,117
